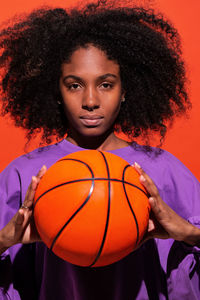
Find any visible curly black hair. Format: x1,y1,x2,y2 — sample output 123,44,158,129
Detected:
0,0,190,146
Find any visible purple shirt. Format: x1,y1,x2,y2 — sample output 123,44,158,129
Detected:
0,139,200,299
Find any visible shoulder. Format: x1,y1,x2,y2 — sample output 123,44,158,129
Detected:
119,143,200,215
0,139,74,189
140,147,198,188
1,139,72,175
115,142,191,178
123,143,196,180
0,139,76,204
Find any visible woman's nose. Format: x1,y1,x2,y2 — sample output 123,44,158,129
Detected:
82,87,100,110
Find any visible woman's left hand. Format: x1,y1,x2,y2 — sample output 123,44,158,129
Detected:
134,162,200,247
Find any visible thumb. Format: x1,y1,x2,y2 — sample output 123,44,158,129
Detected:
149,197,164,221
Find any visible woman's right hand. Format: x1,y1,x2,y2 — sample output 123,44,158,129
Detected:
0,165,47,255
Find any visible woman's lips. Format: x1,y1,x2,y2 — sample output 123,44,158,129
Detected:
80,115,103,126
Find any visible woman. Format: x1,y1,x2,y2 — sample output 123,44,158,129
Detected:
0,1,200,299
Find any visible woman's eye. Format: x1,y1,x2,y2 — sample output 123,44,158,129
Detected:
101,83,113,89
67,83,81,90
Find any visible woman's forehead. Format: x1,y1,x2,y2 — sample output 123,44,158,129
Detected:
61,45,120,76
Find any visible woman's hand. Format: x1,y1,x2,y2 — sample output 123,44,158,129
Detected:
0,165,47,254
134,162,200,247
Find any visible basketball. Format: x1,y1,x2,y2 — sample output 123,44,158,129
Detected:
33,150,150,267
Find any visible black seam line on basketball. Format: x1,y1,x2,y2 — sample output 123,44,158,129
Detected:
122,165,140,246
33,177,148,210
50,181,95,251
49,158,95,252
33,158,95,210
88,151,111,267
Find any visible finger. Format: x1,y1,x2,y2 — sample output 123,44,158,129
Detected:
36,165,47,180
33,165,47,191
15,210,25,225
148,197,164,221
140,175,160,199
133,162,143,175
134,162,167,218
22,176,38,208
22,165,47,209
134,162,160,198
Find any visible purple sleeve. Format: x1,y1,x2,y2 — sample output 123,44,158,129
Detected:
167,216,200,299
139,149,200,298
167,236,200,299
0,162,22,229
0,163,26,300
159,154,200,299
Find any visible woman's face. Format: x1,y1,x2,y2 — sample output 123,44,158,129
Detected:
59,45,124,140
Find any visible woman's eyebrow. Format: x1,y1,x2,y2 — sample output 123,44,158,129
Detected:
63,73,117,81
98,73,118,80
63,75,82,81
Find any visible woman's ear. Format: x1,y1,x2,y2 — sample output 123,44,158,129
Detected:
121,90,126,103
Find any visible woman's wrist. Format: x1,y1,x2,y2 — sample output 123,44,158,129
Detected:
182,223,200,248
0,231,9,255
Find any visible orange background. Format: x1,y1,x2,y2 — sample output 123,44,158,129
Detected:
0,0,200,181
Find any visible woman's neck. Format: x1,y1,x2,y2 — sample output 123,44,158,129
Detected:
66,132,130,151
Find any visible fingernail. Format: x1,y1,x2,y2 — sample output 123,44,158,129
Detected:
31,176,37,188
149,197,155,206
140,175,146,182
134,162,141,169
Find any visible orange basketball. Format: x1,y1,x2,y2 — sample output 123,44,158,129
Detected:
33,150,150,267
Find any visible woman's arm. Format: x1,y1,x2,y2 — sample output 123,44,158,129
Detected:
134,162,200,247
0,165,46,255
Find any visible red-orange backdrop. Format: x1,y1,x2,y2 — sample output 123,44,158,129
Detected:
0,0,200,181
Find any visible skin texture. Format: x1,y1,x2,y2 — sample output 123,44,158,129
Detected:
0,46,200,255
59,45,126,150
